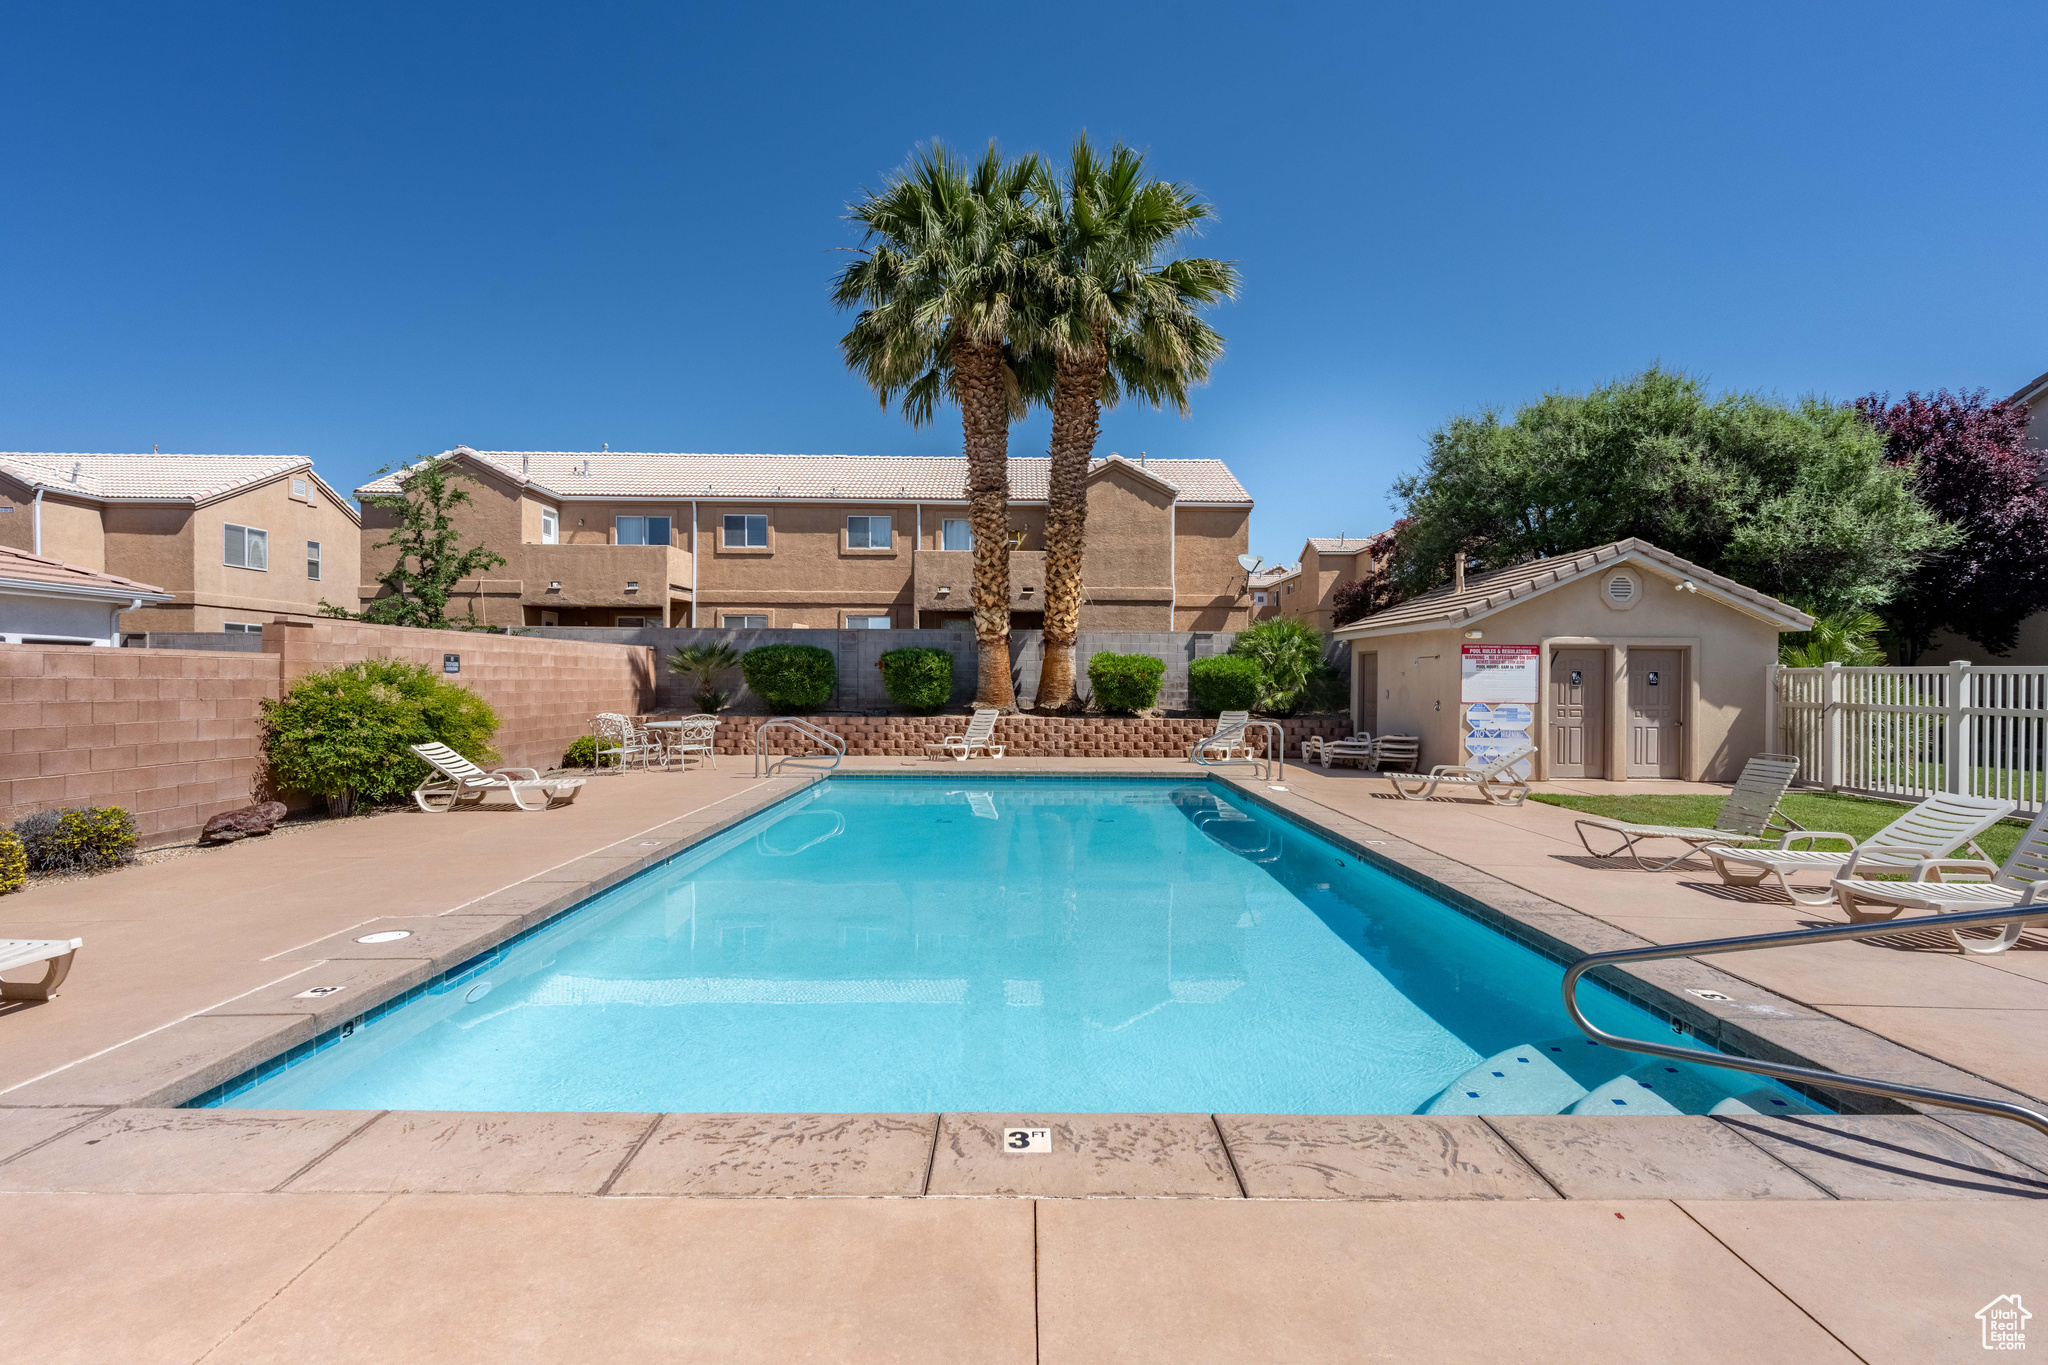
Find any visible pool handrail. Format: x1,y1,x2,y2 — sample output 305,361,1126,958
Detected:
753,717,846,777
1561,907,2048,1138
1191,719,1286,783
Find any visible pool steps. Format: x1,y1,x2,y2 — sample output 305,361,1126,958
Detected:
1423,1037,1822,1118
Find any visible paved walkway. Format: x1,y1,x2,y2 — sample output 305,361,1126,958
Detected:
4,757,2045,1362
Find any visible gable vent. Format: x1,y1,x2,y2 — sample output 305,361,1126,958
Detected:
1607,574,1637,603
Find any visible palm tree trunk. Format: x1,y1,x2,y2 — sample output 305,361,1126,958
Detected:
954,337,1016,710
1037,343,1106,711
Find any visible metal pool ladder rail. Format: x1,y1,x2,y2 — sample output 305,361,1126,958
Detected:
1562,906,2048,1137
753,717,846,777
1191,719,1286,783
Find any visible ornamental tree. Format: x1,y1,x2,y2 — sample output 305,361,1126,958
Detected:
1388,367,1955,615
1856,388,2048,662
325,457,506,628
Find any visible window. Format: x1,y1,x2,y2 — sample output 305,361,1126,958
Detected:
1253,591,1269,606
223,622,262,634
540,507,558,544
846,515,892,549
722,614,768,628
614,615,654,627
616,515,672,546
941,518,972,551
723,514,768,548
846,615,891,629
306,541,321,580
224,523,268,570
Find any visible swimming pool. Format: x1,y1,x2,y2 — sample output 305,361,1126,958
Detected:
201,777,1817,1115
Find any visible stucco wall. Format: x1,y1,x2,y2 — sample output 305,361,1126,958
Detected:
1173,505,1253,630
1347,565,1784,781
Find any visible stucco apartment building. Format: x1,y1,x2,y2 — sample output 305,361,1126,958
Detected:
1255,535,1383,630
0,454,360,635
356,448,1258,631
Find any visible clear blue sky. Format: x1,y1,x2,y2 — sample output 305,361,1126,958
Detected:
5,2,2043,568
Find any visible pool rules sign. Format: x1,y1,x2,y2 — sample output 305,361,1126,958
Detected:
1461,645,1538,777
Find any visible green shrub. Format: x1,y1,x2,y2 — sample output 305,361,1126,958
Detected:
1087,652,1166,714
13,806,139,873
260,659,500,816
1229,619,1342,716
562,735,618,769
1189,655,1262,714
741,644,836,711
0,829,27,891
877,647,953,711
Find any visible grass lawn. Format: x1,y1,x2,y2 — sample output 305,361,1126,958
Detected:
1530,789,2029,865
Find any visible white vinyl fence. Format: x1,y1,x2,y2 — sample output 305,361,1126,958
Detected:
1769,661,2048,815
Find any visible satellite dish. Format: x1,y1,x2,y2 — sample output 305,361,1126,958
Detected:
1237,553,1264,573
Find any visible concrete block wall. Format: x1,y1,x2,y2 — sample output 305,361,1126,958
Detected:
0,644,279,845
700,712,1351,760
264,621,657,773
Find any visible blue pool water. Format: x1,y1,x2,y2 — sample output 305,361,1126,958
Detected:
205,777,1812,1114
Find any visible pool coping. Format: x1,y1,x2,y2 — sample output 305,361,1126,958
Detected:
3,763,2044,1197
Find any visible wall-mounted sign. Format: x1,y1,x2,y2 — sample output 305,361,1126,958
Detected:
443,654,461,674
1464,702,1534,732
1646,670,1660,687
1460,645,1540,703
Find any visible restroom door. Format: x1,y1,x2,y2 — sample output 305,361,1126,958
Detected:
1627,649,1684,778
1548,649,1605,779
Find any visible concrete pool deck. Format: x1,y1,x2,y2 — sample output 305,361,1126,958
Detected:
3,757,2045,1362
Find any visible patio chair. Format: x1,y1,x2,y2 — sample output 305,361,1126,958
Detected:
1830,802,2048,953
592,712,657,771
1370,735,1422,772
1574,753,1803,871
0,937,83,1002
927,709,1005,762
1700,791,2017,908
1383,740,1535,806
409,743,586,812
671,714,721,770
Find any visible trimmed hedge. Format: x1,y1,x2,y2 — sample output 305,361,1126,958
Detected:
1087,652,1166,714
741,643,836,711
1188,655,1262,714
877,646,953,711
13,806,139,873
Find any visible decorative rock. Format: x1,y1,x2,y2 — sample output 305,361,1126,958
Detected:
201,801,288,844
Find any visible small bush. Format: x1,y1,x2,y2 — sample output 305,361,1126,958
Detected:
260,658,501,815
742,644,836,711
562,735,618,769
13,806,139,873
1229,618,1342,716
1087,652,1166,714
1188,655,1262,714
877,647,953,711
0,829,25,892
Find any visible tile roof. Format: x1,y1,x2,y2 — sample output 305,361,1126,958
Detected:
1333,538,1813,635
1251,564,1295,585
0,545,170,600
0,453,352,513
1306,535,1383,553
360,449,1253,505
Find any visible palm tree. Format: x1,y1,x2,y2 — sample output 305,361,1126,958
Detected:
668,641,741,712
1026,138,1237,710
833,143,1045,710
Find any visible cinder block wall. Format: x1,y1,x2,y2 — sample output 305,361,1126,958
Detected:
0,644,279,845
264,621,658,773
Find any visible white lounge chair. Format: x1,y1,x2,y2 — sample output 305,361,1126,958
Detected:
1193,711,1259,763
1384,741,1535,805
1701,792,2017,907
0,937,82,1002
1830,802,2048,953
927,709,1005,762
1369,735,1422,773
1574,754,1803,871
409,743,587,812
